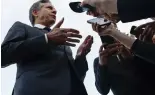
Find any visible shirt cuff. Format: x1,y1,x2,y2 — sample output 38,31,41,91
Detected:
44,34,48,43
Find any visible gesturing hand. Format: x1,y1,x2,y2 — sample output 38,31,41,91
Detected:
76,35,93,57
47,18,82,47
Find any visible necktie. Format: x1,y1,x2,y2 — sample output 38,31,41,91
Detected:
43,27,51,32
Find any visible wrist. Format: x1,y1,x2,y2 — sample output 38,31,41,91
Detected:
46,33,52,40
99,61,107,66
99,57,107,66
98,61,108,68
46,33,58,45
76,54,86,59
110,28,120,37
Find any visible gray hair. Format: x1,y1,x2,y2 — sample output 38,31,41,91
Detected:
29,0,50,25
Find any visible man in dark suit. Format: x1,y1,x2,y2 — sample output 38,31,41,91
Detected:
1,0,93,95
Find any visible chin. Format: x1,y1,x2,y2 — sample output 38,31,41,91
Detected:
49,19,56,26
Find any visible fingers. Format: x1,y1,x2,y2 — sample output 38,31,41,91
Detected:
99,44,105,53
92,23,96,31
66,38,80,43
82,36,93,53
135,21,154,32
99,46,119,57
64,42,76,47
53,17,64,29
96,23,100,32
139,26,149,41
144,27,153,41
142,25,149,35
86,10,94,16
99,43,122,57
85,36,93,49
86,10,99,17
145,27,152,37
61,28,80,34
135,22,151,32
107,46,121,55
65,32,82,38
78,36,93,56
106,43,121,49
83,35,92,44
138,25,154,42
92,23,101,33
134,25,145,32
92,22,111,35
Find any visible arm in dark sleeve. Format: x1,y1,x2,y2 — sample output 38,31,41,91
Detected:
94,57,110,95
74,56,88,81
117,0,155,23
131,39,155,64
1,21,51,67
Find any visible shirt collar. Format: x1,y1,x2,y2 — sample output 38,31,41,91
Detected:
34,24,46,29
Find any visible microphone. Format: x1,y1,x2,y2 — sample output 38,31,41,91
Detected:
69,2,95,13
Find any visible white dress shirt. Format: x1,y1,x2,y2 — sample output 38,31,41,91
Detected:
34,24,49,43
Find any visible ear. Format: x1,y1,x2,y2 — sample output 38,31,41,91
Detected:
32,10,39,17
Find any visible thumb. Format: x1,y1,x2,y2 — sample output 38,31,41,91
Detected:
53,17,64,29
83,35,91,44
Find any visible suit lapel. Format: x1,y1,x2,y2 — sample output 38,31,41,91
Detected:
64,46,81,80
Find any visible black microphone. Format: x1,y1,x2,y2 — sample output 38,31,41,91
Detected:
69,2,95,13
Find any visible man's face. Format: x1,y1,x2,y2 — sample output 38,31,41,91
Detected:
36,2,57,26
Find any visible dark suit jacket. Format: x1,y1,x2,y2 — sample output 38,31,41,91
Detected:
1,21,88,95
117,0,155,22
94,56,155,95
131,39,155,64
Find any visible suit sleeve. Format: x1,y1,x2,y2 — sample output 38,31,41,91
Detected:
1,22,51,67
131,39,155,64
74,56,88,81
117,0,155,22
94,58,110,95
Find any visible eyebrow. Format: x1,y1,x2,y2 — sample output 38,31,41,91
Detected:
46,6,53,9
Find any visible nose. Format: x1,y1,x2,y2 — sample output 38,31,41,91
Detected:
52,8,57,15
